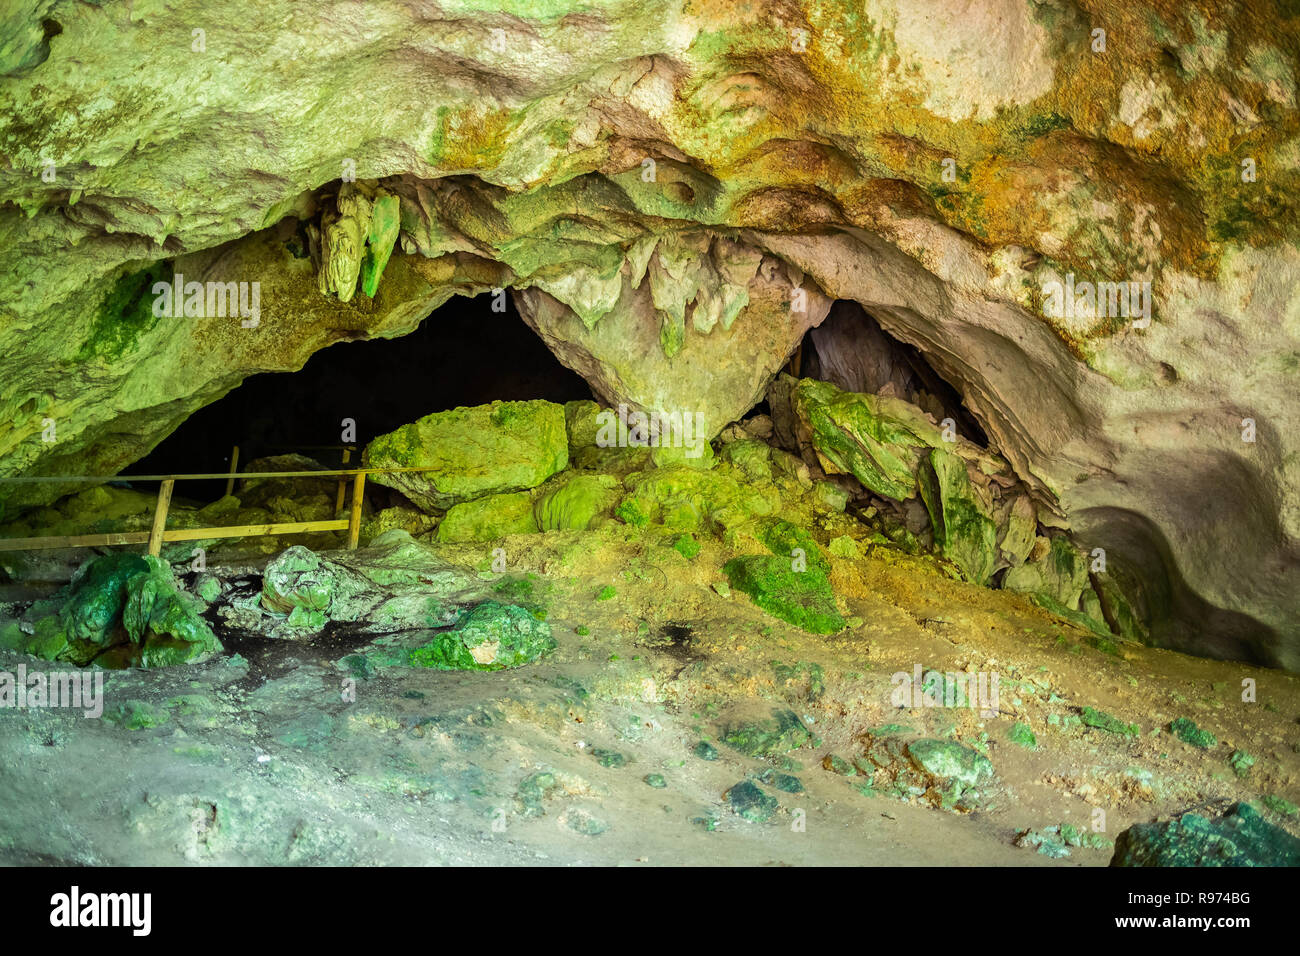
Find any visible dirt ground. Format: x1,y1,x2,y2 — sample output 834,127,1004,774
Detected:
1,529,1297,866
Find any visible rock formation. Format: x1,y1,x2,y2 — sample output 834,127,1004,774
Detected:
1,1,1297,667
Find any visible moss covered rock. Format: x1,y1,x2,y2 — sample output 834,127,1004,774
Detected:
1110,803,1300,867
1170,717,1218,749
722,556,844,634
722,518,843,634
437,492,538,543
371,601,555,671
918,447,998,586
121,557,223,666
721,708,813,757
534,474,621,532
363,400,568,511
906,739,994,787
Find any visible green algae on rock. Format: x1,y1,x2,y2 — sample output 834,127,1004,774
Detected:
1079,706,1139,737
722,555,845,635
121,557,223,667
363,400,568,511
3,553,220,668
437,491,539,543
823,753,857,776
905,739,994,787
63,552,150,647
1110,803,1300,867
1007,722,1038,750
785,377,943,498
1004,536,1092,612
533,473,621,532
1170,717,1218,750
671,533,701,560
757,769,805,794
918,447,998,586
105,700,171,731
720,708,812,758
693,741,719,761
726,780,779,823
369,601,555,671
1229,750,1256,778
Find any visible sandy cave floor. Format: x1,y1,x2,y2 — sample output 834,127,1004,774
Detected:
1,529,1298,867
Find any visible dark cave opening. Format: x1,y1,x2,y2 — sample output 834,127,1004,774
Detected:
131,291,594,500
798,301,988,447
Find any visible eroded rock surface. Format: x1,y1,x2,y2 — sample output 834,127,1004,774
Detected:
1,1,1297,666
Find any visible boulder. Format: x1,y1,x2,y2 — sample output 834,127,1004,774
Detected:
1111,803,1300,867
368,601,555,671
362,400,568,511
533,474,621,532
437,492,539,544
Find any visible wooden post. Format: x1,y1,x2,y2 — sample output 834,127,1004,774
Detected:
334,448,351,516
224,445,240,498
346,472,365,549
148,479,174,557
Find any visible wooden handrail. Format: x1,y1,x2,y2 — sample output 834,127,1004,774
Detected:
0,465,442,483
0,461,437,552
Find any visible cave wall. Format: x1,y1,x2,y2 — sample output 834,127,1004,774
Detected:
1,0,1298,665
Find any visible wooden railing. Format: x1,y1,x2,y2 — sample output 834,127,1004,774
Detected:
0,465,439,555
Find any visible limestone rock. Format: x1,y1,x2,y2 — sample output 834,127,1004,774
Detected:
257,535,491,636
368,601,555,671
918,447,999,586
516,243,830,441
905,739,995,787
1110,803,1300,867
362,400,568,511
533,473,621,532
437,492,539,544
1003,535,1091,610
0,0,1297,668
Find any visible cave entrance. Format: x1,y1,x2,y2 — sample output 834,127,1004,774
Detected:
794,301,987,446
131,291,593,500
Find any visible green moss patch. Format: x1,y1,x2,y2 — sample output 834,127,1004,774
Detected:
720,708,812,757
1079,706,1139,737
722,555,844,634
369,601,555,671
1170,717,1218,750
438,491,539,543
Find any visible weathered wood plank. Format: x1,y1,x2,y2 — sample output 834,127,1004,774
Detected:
147,479,175,557
0,532,151,551
347,472,366,549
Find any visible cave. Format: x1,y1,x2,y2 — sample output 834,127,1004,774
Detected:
131,291,593,501
1,0,1298,892
795,300,989,448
